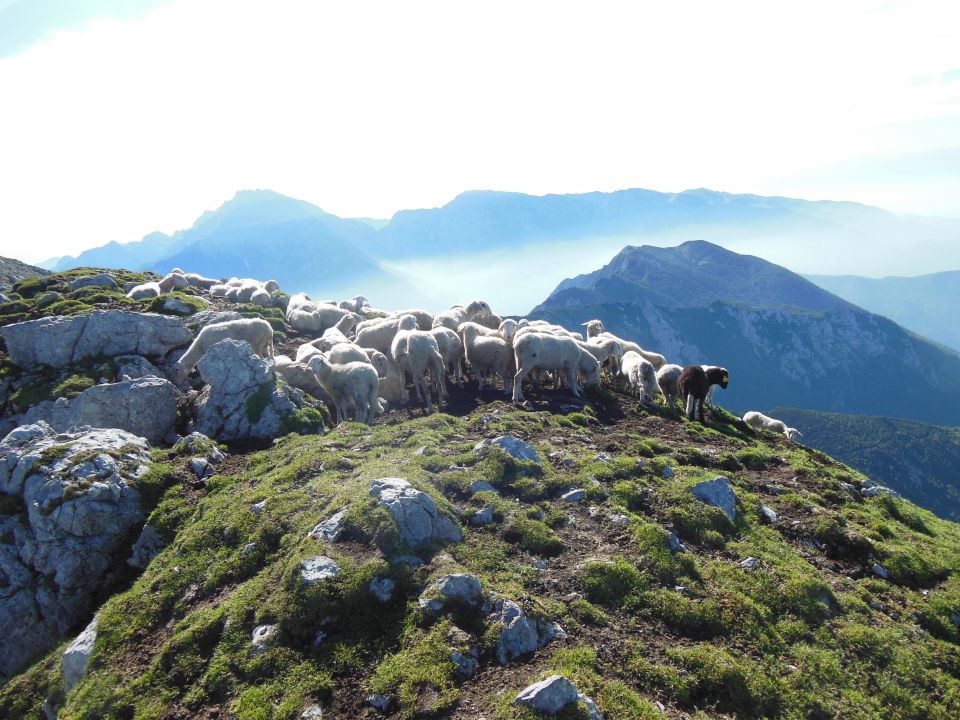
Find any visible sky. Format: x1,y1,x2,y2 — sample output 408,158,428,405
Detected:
0,0,958,264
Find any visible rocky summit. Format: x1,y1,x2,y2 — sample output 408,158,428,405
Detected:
0,267,958,720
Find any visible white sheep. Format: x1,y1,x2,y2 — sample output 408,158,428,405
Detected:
459,322,513,394
274,355,327,398
171,317,274,384
579,337,624,374
355,316,403,354
339,295,369,314
157,272,189,293
127,282,161,300
183,273,220,290
512,332,585,403
432,300,493,331
656,363,684,404
308,354,379,425
498,319,519,344
208,283,231,298
743,411,803,441
582,319,667,369
391,314,446,413
430,326,465,386
619,351,660,402
327,343,370,366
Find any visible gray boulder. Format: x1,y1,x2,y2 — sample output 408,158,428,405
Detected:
23,376,178,445
759,504,779,524
369,577,396,603
127,524,165,568
62,616,98,693
309,508,348,542
36,291,63,309
489,598,562,665
418,573,483,616
193,339,300,441
369,477,462,548
514,675,602,719
0,310,192,369
251,624,278,654
160,295,207,316
474,435,542,464
113,354,164,381
69,273,118,291
0,423,149,680
689,476,738,522
300,556,340,584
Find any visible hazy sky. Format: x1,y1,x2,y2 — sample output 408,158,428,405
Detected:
0,0,958,263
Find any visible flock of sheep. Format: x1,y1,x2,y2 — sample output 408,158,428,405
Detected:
133,270,802,440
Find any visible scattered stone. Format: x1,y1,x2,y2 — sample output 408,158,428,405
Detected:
740,557,759,571
35,291,63,309
668,532,687,553
308,508,348,542
369,477,462,548
251,624,278,654
539,621,567,647
759,504,779,524
561,488,585,502
675,585,686,594
872,563,889,580
608,513,629,527
471,506,494,526
448,464,468,472
62,616,98,693
190,457,213,480
594,451,612,462
661,466,674,478
588,505,600,517
128,524,165,568
474,434,542,464
174,432,225,463
766,483,790,496
312,631,327,646
161,295,206,316
70,273,118,291
300,556,340,584
838,482,860,501
689,476,738,522
950,612,960,627
862,484,902,499
0,310,191,369
471,480,498,494
491,599,540,664
419,574,483,615
513,675,602,719
369,577,396,603
300,705,325,719
413,445,428,456
451,648,479,678
251,500,266,514
241,542,258,557
534,558,548,570
365,693,391,712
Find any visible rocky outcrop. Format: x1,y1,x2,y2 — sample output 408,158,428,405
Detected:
193,339,300,441
23,377,178,445
0,310,192,369
689,476,738,522
369,477,462,549
474,435,542,464
0,423,150,680
513,675,602,718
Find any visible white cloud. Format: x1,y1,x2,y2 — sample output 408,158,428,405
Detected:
0,0,958,262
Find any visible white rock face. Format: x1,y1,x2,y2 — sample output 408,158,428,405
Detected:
369,477,462,548
193,339,300,441
418,573,483,616
62,616,98,693
300,556,340,584
23,376,179,445
0,422,149,680
0,310,192,369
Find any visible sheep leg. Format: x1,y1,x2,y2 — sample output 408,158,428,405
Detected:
565,364,581,397
512,365,530,403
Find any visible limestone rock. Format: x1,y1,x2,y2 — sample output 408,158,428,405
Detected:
514,675,602,718
419,573,483,616
300,556,340,584
62,616,98,693
760,503,779,524
474,435,542,464
36,291,63,309
689,476,738,522
471,506,494,526
0,423,149,680
369,477,462,548
113,354,164,381
251,624,278,654
561,488,585,503
489,598,561,665
128,524,165,568
0,310,192,369
471,480,498,494
369,577,396,603
69,273,118,291
308,508,347,542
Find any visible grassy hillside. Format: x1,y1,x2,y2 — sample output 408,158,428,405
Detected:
3,397,960,719
769,407,960,523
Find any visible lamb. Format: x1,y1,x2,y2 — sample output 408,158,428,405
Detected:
677,365,729,422
327,343,371,366
498,319,519,344
430,326,465,386
308,354,379,424
391,315,447,413
308,313,362,352
127,282,162,300
171,318,274,384
512,332,585,403
473,312,503,330
656,363,684,404
620,351,660,402
236,280,264,303
432,300,493,331
459,322,513,394
355,316,403,354
182,273,220,290
743,411,802,441
582,319,667,370
579,337,624,377
274,355,327,398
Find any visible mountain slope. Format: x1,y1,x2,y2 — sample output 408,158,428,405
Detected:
530,241,960,426
0,257,49,290
768,407,960,523
808,271,960,352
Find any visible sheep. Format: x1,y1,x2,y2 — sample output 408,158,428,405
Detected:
183,273,220,290
327,343,370,366
498,319,519,344
295,342,323,363
677,365,729,422
158,272,189,293
306,304,362,336
378,355,406,405
576,347,602,391
432,300,493,331
208,283,231,298
656,363,684,404
459,322,513,394
224,286,241,303
430,326,465,386
171,318,274,384
308,354,379,424
339,295,369,314
582,319,667,370
391,314,447,413
743,411,802,441
579,337,624,375
274,355,327,398
286,292,315,316
263,279,280,294
512,332,585,403
364,349,390,378
355,316,403,354
249,287,273,307
306,313,362,352
619,351,660,402
127,282,161,300
473,312,503,330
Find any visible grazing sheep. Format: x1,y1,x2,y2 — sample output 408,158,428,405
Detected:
183,273,219,290
389,309,434,331
391,315,447,413
512,332,584,403
327,343,370,366
620,351,660,402
677,365,729,422
432,300,493,331
127,282,162,300
430,326,466,386
309,313,362,352
576,347,602,391
249,288,273,307
459,322,513,394
743,411,802,441
157,272,189,293
355,316,403,354
171,318,274,384
582,319,667,370
339,295,369,314
308,354,379,425
208,283,231,298
473,312,503,330
295,342,323,363
579,337,625,378
274,355,327,398
656,363,684,404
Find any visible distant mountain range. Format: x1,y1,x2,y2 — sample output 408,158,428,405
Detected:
769,407,960,523
807,271,960,352
49,187,960,314
530,241,960,427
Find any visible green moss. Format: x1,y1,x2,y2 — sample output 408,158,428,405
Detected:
9,379,57,410
244,382,274,425
579,557,646,607
52,374,96,399
504,516,564,556
145,291,208,316
280,407,328,436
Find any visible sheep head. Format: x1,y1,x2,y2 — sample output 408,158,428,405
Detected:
786,427,803,441
307,354,331,379
465,300,492,317
397,314,418,331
